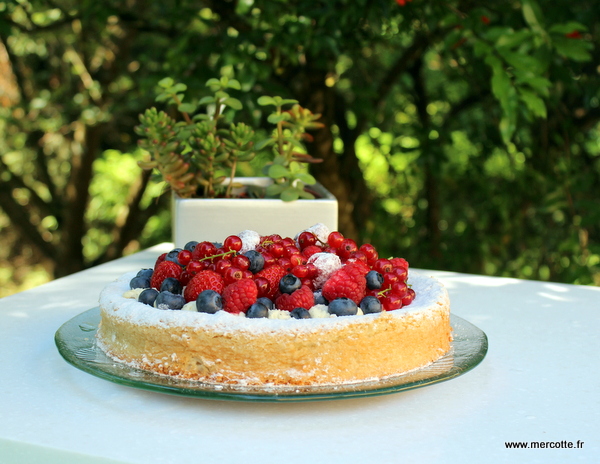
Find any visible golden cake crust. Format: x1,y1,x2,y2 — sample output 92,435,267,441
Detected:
96,271,452,386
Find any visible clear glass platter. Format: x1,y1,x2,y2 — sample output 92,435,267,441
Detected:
55,308,487,402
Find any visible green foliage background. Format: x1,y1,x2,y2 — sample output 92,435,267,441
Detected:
1,0,599,297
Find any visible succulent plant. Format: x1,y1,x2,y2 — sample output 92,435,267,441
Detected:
135,75,324,201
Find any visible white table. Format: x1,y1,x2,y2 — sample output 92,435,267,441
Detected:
1,244,598,463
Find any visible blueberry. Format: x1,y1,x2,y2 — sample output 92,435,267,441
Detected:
184,241,199,252
279,274,302,294
244,250,265,273
313,291,328,305
366,270,384,290
247,302,269,318
164,248,183,266
155,291,185,310
196,290,223,314
328,298,358,317
257,297,274,310
138,288,159,306
137,268,154,279
130,275,151,289
359,295,383,314
290,307,311,319
160,277,182,294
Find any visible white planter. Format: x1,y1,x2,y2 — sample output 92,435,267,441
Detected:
172,177,338,246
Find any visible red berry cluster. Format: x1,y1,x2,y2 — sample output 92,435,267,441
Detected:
147,229,414,315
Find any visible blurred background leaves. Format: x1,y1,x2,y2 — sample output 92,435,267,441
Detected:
1,0,599,297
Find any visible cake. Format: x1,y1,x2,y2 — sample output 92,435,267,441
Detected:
96,224,452,386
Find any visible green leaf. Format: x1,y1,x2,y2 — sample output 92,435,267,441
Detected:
497,49,543,73
257,96,276,106
267,114,287,124
496,29,533,49
553,37,592,62
280,187,300,202
522,0,545,34
226,79,241,90
295,172,316,185
155,92,171,103
268,164,290,179
198,96,215,106
488,58,511,104
254,138,275,151
513,71,551,97
223,97,243,110
178,103,196,114
158,77,174,88
266,183,285,196
170,83,187,94
548,22,587,34
205,78,221,88
297,189,315,200
518,89,547,118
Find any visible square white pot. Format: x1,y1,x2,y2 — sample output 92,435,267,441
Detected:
172,177,338,246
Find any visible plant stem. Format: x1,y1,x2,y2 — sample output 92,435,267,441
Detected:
226,158,237,198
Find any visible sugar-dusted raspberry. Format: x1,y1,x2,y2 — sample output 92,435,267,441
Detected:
237,230,261,253
322,266,366,305
275,285,315,312
296,223,330,246
307,252,342,290
222,279,258,314
150,260,182,290
183,270,225,302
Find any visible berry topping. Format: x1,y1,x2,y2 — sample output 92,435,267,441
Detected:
196,289,223,314
257,297,274,310
160,277,182,294
366,270,384,290
327,231,344,249
297,231,317,250
244,250,265,273
184,241,199,252
290,307,311,319
130,275,151,289
150,260,182,290
131,225,414,319
183,270,225,302
328,298,359,317
222,279,258,314
275,285,314,312
322,266,366,305
137,268,154,279
247,302,270,318
155,291,186,310
223,235,243,252
278,274,302,294
164,248,184,265
255,264,287,299
138,288,159,306
359,295,383,314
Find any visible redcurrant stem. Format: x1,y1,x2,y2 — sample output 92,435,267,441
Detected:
198,249,236,262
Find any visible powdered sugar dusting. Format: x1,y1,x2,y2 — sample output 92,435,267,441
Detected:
98,270,448,336
308,253,342,289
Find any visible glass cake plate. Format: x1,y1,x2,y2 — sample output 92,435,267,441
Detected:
55,308,488,402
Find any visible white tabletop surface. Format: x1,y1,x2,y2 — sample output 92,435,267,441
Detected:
1,244,599,464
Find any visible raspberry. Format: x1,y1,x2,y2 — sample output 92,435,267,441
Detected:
150,260,181,290
222,279,258,314
275,285,315,312
343,261,370,279
322,267,366,305
183,270,225,302
255,265,287,299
